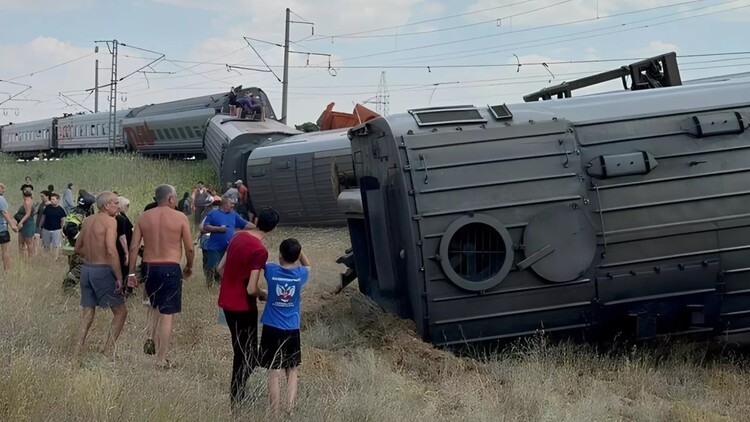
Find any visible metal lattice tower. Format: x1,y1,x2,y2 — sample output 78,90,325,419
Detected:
107,40,118,153
376,71,389,116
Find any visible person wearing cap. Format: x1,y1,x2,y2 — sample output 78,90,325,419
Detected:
199,196,255,285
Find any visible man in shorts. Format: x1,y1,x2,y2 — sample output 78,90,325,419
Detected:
0,183,19,272
40,192,67,261
127,184,194,368
216,207,279,407
257,238,311,416
71,192,127,365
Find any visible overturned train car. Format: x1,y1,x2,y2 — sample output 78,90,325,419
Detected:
204,116,301,187
247,128,355,226
339,62,750,346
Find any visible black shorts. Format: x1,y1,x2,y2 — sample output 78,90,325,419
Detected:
0,231,9,245
259,324,301,369
144,263,182,314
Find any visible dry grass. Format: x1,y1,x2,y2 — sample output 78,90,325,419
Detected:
2,153,750,421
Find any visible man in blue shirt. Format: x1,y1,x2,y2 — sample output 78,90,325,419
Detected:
255,238,311,417
199,196,254,284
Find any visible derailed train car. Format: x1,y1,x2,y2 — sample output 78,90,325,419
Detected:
121,86,274,157
204,116,301,187
247,128,356,226
338,53,750,346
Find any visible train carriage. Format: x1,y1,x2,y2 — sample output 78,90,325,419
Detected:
0,118,55,159
247,128,355,226
121,87,276,157
56,111,126,152
204,115,301,188
339,54,750,346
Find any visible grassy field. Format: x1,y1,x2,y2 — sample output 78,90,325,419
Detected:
1,153,750,421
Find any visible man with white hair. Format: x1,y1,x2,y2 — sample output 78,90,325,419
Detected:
72,191,126,365
128,184,194,368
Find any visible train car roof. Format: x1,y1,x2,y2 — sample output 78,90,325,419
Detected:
124,86,267,118
249,128,351,160
57,110,131,123
209,116,301,139
0,118,54,131
376,75,750,137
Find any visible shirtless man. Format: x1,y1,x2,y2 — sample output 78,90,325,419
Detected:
72,192,126,366
127,184,194,368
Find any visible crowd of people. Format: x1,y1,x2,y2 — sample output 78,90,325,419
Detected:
0,177,79,270
0,178,310,416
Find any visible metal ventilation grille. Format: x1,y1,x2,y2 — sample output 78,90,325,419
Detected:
409,106,486,127
447,222,506,282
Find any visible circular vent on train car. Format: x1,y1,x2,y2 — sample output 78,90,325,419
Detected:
439,214,514,292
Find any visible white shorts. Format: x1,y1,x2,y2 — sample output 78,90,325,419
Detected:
42,229,63,247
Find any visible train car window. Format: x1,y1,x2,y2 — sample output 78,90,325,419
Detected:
185,127,195,138
170,128,180,139
438,214,514,292
154,129,163,140
164,129,172,140
177,127,187,139
91,125,97,136
193,126,203,137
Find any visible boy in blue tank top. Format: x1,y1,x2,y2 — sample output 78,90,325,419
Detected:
257,238,311,416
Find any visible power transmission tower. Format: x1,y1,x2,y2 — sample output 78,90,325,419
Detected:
90,40,163,153
376,71,390,116
95,40,118,153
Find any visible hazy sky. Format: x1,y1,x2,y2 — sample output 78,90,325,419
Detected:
1,0,749,126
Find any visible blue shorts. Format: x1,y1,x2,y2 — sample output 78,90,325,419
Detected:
144,263,182,315
80,263,125,308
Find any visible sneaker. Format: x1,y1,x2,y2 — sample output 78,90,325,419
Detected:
143,339,155,355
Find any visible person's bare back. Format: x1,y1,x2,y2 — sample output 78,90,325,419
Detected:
76,211,122,281
127,184,194,368
138,206,193,265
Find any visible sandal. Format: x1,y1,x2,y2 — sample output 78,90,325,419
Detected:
143,339,155,355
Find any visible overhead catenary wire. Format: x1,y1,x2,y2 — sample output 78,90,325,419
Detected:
309,0,563,40
3,1,748,118
315,0,739,65
388,0,746,66
304,0,541,40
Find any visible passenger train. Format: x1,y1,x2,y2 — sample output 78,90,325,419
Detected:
0,85,354,225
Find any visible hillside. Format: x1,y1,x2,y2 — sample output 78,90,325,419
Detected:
1,153,749,421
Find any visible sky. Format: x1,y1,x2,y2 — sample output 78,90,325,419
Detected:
0,0,749,126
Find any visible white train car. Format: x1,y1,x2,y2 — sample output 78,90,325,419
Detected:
55,111,126,152
0,118,54,159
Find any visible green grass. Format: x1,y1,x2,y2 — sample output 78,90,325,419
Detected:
1,153,750,421
0,152,217,218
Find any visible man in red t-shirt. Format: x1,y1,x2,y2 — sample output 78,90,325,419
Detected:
216,207,280,407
